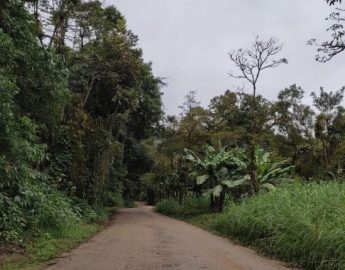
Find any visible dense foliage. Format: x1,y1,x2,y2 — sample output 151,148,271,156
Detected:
0,0,162,244
185,145,247,212
146,83,345,207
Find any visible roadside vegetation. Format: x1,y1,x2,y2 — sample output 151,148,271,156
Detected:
1,214,108,270
156,196,210,217
157,182,345,270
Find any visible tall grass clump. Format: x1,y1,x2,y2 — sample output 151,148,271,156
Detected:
215,182,345,270
156,196,211,217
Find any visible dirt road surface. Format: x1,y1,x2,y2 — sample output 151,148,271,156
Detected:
45,205,292,270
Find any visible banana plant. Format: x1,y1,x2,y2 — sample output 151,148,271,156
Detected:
258,149,294,190
240,148,294,192
184,145,247,212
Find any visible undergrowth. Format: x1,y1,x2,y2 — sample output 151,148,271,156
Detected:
0,181,118,270
156,182,345,270
1,222,101,270
0,206,115,270
155,196,211,217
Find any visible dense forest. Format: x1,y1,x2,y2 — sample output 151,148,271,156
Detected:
1,0,345,269
0,0,162,244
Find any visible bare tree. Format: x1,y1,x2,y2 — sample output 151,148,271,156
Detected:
228,36,287,193
308,0,345,62
229,36,287,98
327,0,342,5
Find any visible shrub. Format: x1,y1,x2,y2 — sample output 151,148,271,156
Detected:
102,191,124,207
27,183,80,232
156,199,183,216
0,181,80,243
72,199,98,223
156,196,211,217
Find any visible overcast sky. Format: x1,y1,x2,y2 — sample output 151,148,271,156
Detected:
109,0,345,115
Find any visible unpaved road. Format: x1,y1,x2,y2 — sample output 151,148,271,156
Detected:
46,205,292,270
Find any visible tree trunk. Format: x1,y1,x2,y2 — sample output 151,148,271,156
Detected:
210,191,225,213
322,138,329,168
250,86,259,193
249,142,258,193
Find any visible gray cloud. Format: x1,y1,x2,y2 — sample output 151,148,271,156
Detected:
109,0,345,115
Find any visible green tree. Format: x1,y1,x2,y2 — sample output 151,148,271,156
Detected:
312,87,345,170
208,90,247,145
272,85,316,177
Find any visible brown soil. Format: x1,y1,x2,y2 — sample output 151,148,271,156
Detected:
44,205,294,270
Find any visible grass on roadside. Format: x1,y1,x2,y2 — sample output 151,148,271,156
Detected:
156,182,345,270
0,207,115,270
